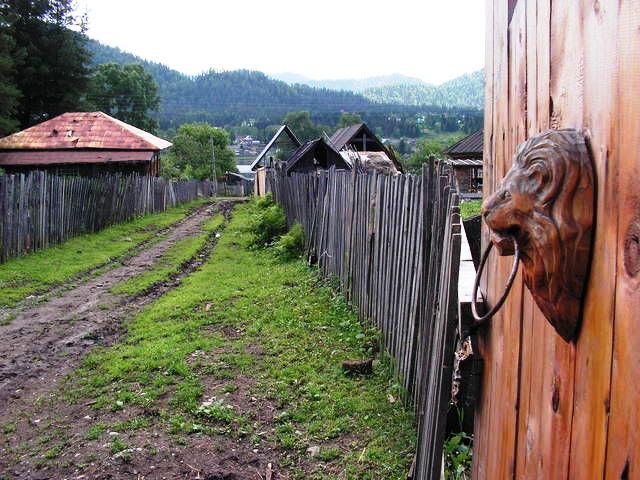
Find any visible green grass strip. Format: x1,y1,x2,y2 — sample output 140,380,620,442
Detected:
71,202,415,479
0,198,210,308
111,213,225,297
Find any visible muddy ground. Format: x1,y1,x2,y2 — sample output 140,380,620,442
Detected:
0,201,236,414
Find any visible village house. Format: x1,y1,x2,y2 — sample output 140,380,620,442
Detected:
443,129,483,197
329,122,404,174
284,137,350,174
0,112,172,176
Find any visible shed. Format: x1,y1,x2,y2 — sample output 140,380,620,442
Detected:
444,129,483,195
0,112,171,176
329,123,403,172
285,138,349,175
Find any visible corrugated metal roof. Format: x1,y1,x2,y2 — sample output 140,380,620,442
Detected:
0,150,155,166
447,158,483,167
0,112,172,151
444,129,483,158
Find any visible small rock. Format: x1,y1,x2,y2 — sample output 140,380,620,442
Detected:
307,446,320,458
83,415,92,420
108,431,119,436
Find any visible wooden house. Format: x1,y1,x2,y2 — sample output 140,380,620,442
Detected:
284,138,349,175
329,122,403,173
0,112,171,176
443,129,483,196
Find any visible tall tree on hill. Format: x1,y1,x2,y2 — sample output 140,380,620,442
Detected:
5,0,91,128
282,111,321,142
86,63,161,133
337,112,363,129
0,3,20,136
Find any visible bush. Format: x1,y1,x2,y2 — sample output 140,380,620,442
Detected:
254,192,275,210
274,223,305,260
249,201,287,246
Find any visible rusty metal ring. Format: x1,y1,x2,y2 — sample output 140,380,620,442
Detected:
471,237,521,324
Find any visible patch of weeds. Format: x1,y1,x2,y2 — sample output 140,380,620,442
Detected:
111,417,151,433
248,197,286,246
2,421,17,434
317,446,341,461
196,398,236,423
274,223,305,260
86,422,107,440
110,436,127,454
44,441,67,459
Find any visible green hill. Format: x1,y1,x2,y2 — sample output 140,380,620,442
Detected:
362,71,484,109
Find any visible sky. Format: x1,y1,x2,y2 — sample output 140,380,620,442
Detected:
75,0,485,85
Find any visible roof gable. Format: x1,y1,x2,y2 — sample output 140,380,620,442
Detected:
444,129,484,158
251,125,301,171
285,138,349,174
329,122,403,172
0,112,172,151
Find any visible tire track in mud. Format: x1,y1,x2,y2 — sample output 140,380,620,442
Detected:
0,199,239,417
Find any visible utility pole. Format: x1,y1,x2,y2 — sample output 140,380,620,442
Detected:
210,136,217,197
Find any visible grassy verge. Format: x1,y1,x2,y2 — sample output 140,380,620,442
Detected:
110,213,225,297
67,202,415,479
0,199,210,308
460,199,482,219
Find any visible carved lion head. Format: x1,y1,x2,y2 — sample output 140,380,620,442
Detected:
482,129,595,341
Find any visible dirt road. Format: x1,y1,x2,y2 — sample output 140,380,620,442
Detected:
0,201,234,418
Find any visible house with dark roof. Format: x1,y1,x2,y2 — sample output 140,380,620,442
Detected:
329,123,403,173
0,112,172,176
443,129,483,196
285,138,349,175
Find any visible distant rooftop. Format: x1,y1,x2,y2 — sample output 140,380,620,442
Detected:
443,129,483,159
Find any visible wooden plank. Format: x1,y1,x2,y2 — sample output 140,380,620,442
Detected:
605,1,640,478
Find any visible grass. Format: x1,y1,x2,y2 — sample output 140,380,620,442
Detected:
110,213,225,296
67,201,415,479
460,199,482,219
0,199,209,308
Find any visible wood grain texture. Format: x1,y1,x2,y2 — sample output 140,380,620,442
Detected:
605,2,640,478
476,1,638,478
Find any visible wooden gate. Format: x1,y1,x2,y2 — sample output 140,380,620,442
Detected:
476,1,639,478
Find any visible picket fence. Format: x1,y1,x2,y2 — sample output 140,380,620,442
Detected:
267,162,461,480
0,172,219,263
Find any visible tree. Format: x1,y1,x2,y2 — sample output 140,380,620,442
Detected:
87,63,160,133
5,0,91,128
337,112,363,129
282,111,320,142
0,4,20,136
405,138,445,172
163,123,236,180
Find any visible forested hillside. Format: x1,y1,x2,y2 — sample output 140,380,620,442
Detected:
87,40,483,136
363,71,484,109
269,73,428,92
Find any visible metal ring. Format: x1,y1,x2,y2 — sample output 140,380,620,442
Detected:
471,237,521,324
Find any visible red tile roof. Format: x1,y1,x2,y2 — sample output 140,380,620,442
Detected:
0,112,172,151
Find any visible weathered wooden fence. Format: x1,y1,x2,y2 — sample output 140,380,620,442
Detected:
0,171,217,263
267,163,461,480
